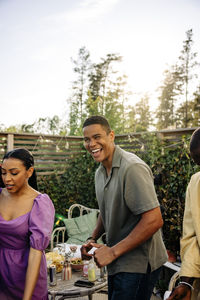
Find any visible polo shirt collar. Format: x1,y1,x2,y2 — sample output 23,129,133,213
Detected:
111,145,121,168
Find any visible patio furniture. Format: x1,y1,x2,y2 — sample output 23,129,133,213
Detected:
48,269,107,300
50,204,100,251
163,271,179,299
161,261,181,299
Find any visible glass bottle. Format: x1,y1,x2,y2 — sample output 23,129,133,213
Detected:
88,257,96,282
83,260,89,277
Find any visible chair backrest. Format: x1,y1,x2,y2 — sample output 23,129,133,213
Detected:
168,271,179,291
50,226,66,251
163,271,179,300
50,204,100,251
68,204,99,218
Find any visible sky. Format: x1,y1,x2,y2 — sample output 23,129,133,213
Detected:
0,0,200,128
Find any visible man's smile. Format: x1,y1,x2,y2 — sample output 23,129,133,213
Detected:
91,148,102,153
91,148,102,158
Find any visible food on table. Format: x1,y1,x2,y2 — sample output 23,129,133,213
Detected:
45,252,65,273
70,257,84,271
70,258,83,265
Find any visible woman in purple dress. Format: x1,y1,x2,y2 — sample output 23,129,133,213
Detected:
0,148,55,300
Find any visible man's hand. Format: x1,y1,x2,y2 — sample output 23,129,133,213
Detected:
167,285,191,300
91,243,116,268
80,240,95,260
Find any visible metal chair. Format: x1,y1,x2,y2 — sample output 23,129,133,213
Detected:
163,271,179,299
50,204,99,251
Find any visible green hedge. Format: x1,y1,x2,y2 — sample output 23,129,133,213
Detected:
38,149,99,217
136,134,198,255
38,135,199,255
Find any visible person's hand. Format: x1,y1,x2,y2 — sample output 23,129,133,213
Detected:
167,284,191,300
91,243,116,268
80,240,95,260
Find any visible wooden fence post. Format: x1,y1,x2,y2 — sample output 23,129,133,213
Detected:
7,134,14,152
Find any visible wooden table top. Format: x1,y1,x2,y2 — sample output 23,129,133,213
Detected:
48,270,107,299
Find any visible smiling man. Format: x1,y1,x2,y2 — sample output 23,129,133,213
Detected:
81,115,167,300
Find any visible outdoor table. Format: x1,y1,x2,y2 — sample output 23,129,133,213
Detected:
48,271,107,300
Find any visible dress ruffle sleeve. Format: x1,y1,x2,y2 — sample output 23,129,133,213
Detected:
29,194,55,251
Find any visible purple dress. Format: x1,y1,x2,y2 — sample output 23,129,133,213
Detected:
0,189,55,300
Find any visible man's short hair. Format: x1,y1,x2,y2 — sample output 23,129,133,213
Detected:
82,116,111,134
190,127,200,165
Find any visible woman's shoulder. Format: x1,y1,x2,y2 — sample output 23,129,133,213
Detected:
31,193,54,214
33,193,54,207
30,193,55,220
29,193,55,250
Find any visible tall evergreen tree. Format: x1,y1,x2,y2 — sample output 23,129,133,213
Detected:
135,95,152,131
68,47,91,135
177,29,198,127
177,85,200,127
192,85,200,126
176,100,195,128
86,53,129,133
88,53,122,114
125,105,137,132
68,50,128,135
156,65,181,129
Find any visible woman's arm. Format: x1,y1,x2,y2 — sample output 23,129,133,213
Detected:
22,247,42,300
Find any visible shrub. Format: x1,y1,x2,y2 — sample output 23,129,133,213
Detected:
38,149,99,217
134,134,198,256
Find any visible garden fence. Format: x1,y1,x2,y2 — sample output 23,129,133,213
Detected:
0,128,197,176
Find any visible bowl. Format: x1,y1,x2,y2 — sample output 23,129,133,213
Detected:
70,257,84,272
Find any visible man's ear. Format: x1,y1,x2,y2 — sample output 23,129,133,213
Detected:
110,130,115,142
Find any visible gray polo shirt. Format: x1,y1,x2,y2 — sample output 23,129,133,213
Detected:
95,146,167,275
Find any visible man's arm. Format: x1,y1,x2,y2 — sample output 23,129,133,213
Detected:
92,206,163,267
167,277,193,300
90,213,105,242
81,214,105,260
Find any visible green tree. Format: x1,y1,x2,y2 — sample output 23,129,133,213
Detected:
14,116,68,135
86,54,129,133
156,66,181,130
5,125,21,133
20,123,35,133
192,85,200,126
176,85,200,128
176,100,196,128
68,100,81,135
69,47,91,135
111,75,132,133
125,105,137,132
85,91,101,116
177,29,199,127
32,116,67,135
88,54,122,104
134,95,152,131
103,92,124,134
